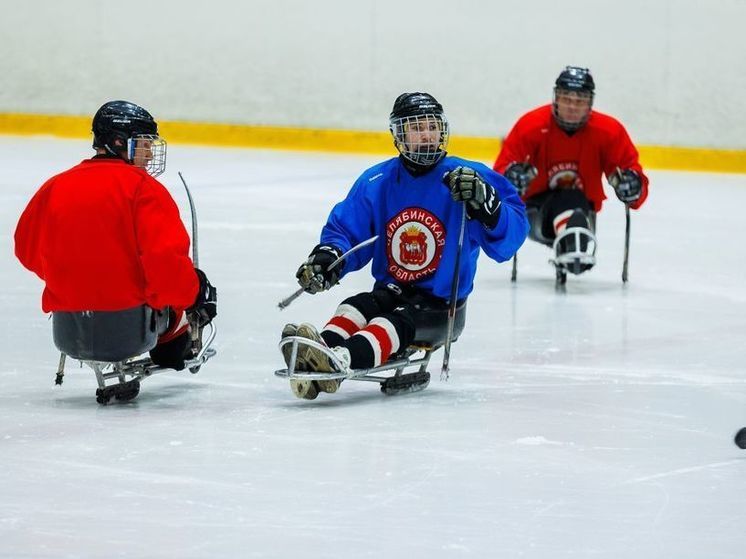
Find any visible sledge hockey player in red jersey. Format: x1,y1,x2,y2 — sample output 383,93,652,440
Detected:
280,92,528,399
493,66,649,282
15,100,217,372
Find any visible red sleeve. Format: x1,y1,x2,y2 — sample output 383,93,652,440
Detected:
601,122,649,210
14,180,52,280
134,177,199,311
493,116,533,174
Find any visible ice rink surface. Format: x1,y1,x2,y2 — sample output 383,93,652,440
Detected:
1,137,745,558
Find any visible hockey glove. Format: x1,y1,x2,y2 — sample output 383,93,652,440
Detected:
443,166,501,229
189,268,217,326
504,161,538,196
609,169,642,203
296,244,343,294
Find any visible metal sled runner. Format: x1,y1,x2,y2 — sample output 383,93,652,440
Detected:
275,302,466,396
52,305,217,405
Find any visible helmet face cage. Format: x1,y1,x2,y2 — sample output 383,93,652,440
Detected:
127,134,167,177
390,113,449,166
552,88,593,132
552,66,595,132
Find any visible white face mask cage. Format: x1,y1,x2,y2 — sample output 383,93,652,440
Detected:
553,226,597,271
390,113,449,166
127,134,167,177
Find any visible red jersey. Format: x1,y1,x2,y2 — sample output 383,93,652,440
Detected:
15,158,199,313
493,104,648,212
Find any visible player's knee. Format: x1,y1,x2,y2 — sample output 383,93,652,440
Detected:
388,307,416,348
340,292,383,322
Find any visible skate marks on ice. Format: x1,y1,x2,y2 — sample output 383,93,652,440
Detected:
4,140,746,557
625,459,744,484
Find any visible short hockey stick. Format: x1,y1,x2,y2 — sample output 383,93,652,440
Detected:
178,172,204,352
622,203,630,283
511,253,518,282
441,204,467,381
277,235,379,310
178,172,199,267
612,168,632,284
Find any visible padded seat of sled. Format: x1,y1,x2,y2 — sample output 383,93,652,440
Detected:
52,305,168,362
411,300,467,348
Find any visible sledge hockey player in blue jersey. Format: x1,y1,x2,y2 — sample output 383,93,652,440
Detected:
282,92,529,399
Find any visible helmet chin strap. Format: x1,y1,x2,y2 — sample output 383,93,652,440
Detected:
399,152,445,176
103,140,132,162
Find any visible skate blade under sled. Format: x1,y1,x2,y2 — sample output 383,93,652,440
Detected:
51,305,217,405
274,301,467,397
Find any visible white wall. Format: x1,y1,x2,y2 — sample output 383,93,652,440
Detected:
2,0,745,149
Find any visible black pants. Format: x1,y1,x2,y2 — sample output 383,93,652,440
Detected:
150,311,192,370
321,284,465,369
320,287,416,367
525,189,594,246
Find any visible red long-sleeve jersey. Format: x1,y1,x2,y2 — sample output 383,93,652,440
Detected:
15,157,199,313
493,104,648,212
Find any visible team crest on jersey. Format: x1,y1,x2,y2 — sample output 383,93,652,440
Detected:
548,162,584,191
386,207,445,283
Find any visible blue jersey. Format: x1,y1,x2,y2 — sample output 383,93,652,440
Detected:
319,155,529,301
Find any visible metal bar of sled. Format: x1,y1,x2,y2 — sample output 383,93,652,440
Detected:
276,337,433,382
55,352,66,385
342,354,433,383
85,322,217,383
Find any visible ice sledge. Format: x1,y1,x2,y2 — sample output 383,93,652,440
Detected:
52,305,216,404
275,301,466,396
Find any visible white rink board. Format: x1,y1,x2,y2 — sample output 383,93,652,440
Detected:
1,1,746,148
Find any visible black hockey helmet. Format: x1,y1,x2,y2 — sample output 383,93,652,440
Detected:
92,100,166,177
389,92,449,168
555,66,595,95
390,92,444,120
92,100,158,152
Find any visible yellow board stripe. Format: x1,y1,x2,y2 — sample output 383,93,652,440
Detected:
1,112,745,173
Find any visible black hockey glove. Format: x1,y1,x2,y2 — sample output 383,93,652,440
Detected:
296,244,343,294
443,166,501,229
504,161,538,196
189,268,217,326
609,169,642,203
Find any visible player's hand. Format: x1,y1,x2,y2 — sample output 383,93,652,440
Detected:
443,166,501,228
296,244,343,294
504,161,538,196
609,169,642,203
189,268,217,326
